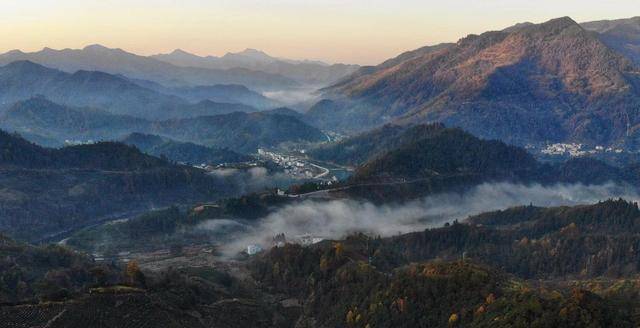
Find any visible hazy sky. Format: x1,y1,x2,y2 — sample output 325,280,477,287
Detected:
1,0,637,65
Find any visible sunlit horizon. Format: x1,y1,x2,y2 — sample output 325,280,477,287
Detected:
2,0,638,65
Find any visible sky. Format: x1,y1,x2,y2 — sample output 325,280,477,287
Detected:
1,0,637,65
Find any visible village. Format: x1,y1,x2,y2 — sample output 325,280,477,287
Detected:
532,143,626,157
257,148,338,181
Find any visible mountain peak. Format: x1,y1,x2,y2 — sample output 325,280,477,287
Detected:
239,48,268,55
82,44,114,52
225,48,275,61
502,22,535,33
501,16,585,40
528,16,581,34
546,16,579,28
170,49,193,56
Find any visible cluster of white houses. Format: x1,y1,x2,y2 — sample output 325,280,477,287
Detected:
257,148,321,179
540,143,624,157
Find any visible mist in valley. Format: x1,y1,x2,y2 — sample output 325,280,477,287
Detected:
208,167,301,195
262,86,321,108
217,182,640,256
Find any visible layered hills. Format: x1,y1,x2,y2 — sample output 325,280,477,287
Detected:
0,97,325,153
0,61,266,120
0,44,297,90
249,199,640,327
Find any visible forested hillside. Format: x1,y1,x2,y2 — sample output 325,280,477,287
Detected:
0,130,233,241
308,123,639,201
121,133,251,165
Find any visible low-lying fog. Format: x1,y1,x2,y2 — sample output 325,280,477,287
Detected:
208,167,300,195
262,86,320,108
213,182,640,256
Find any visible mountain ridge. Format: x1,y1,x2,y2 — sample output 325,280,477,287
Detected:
0,45,298,90
0,61,278,120
314,16,640,148
152,48,360,85
0,97,324,153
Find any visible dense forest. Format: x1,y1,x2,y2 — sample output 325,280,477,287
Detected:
251,242,638,327
0,233,294,328
245,199,640,327
0,130,235,241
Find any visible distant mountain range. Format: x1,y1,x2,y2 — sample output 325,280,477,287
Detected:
0,44,298,91
0,60,179,119
0,97,325,153
151,48,360,85
0,61,271,120
313,17,640,148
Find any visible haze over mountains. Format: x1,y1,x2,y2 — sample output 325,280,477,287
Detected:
5,17,640,151
152,48,360,86
0,45,298,91
0,61,189,119
0,44,357,151
0,45,360,90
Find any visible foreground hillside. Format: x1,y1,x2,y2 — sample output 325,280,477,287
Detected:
248,199,640,327
0,130,232,242
6,200,640,327
314,17,640,148
254,250,635,327
0,233,293,328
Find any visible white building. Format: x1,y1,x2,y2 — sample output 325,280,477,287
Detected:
247,244,263,255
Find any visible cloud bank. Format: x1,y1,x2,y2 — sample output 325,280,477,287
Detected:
217,182,640,256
